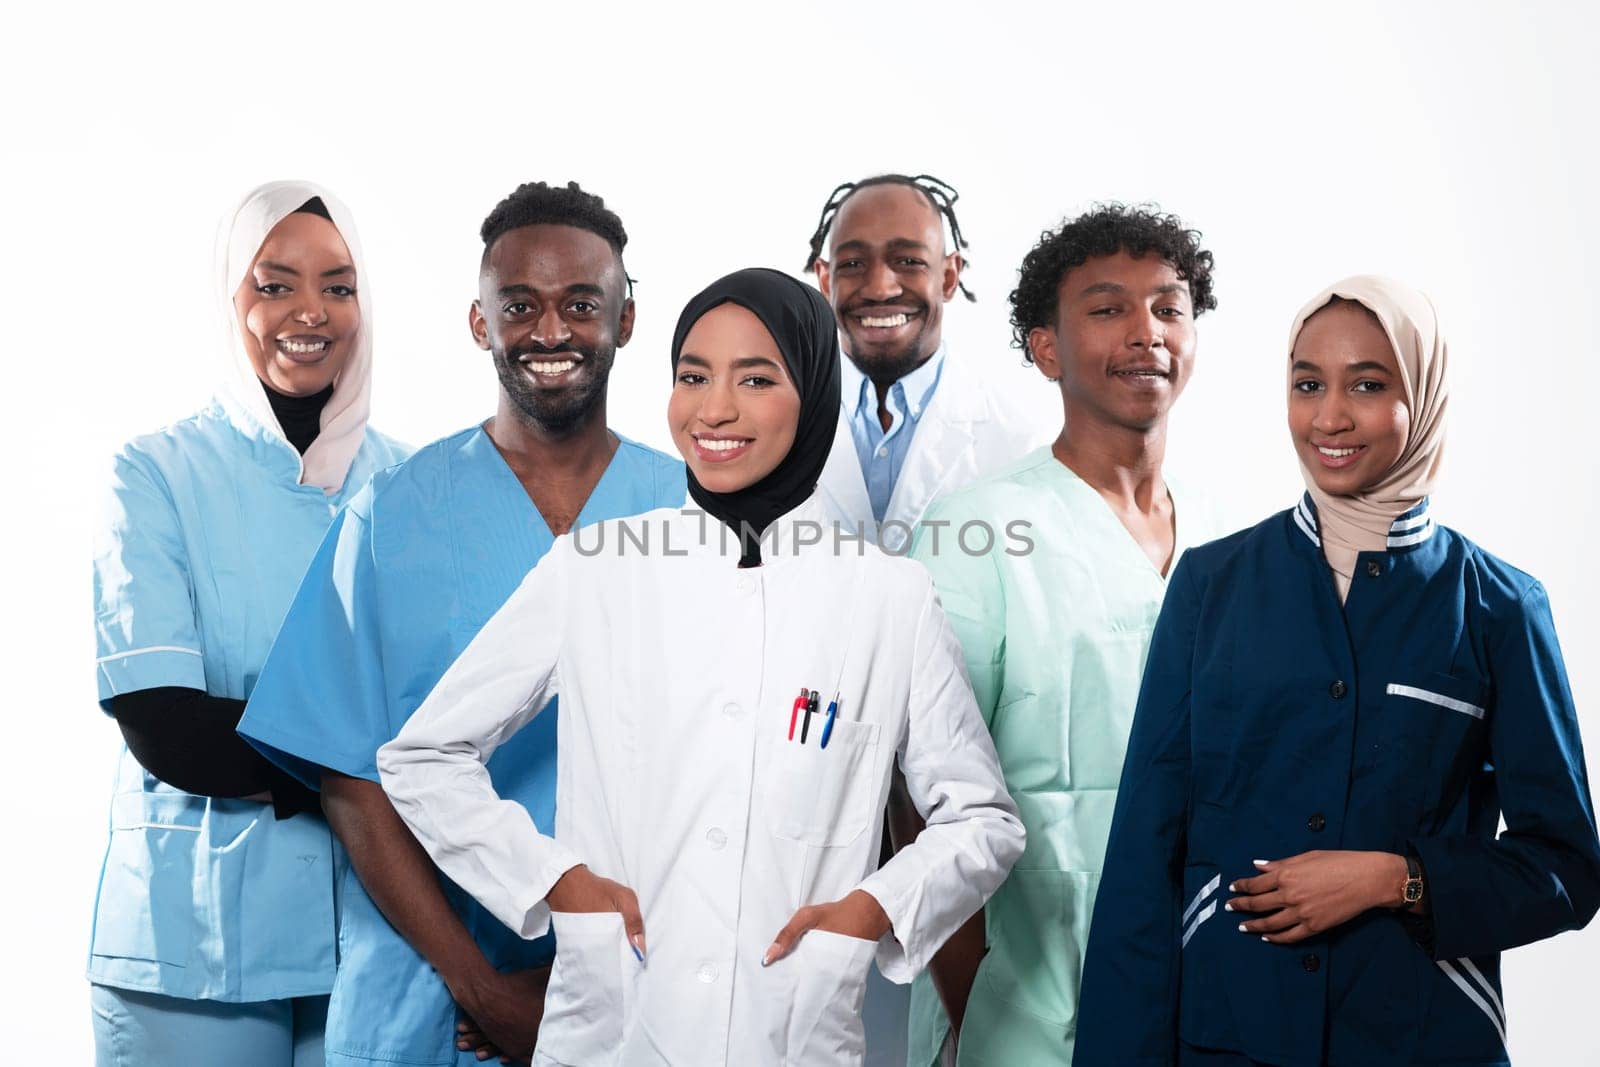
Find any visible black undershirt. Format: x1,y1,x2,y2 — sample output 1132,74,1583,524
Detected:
104,380,332,819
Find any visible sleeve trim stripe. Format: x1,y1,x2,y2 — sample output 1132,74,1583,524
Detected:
95,645,202,665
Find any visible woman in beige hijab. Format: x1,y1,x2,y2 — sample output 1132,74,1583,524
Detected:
1074,276,1600,1065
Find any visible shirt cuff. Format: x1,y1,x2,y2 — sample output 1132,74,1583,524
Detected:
507,844,587,940
96,646,206,702
854,867,928,983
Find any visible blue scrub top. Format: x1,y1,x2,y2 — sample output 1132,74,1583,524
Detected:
239,425,686,1067
91,392,410,1002
1074,496,1600,1067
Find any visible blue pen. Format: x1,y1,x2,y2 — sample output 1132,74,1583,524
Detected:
819,692,841,748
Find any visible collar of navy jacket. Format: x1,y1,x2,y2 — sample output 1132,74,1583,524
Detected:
1292,492,1436,554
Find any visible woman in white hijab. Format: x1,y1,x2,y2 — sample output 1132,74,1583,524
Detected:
1073,277,1600,1065
90,181,409,1065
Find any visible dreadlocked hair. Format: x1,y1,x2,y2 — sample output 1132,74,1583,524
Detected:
1009,203,1217,364
802,174,977,302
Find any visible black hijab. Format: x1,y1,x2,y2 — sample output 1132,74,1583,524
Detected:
670,268,842,566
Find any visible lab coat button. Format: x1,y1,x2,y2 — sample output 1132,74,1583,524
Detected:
1307,813,1326,832
696,962,718,983
1302,953,1321,972
705,827,727,850
722,702,742,719
1366,560,1382,577
1329,680,1348,699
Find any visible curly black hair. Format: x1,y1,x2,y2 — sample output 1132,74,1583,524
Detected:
479,180,628,261
1009,203,1216,363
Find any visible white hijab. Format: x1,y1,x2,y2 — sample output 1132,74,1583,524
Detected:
1287,274,1449,600
216,180,374,494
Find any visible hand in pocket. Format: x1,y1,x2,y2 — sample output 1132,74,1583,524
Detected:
546,865,647,959
763,889,890,965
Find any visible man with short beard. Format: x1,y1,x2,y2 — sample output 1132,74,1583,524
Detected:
805,174,1053,1067
806,174,1051,555
239,181,686,1067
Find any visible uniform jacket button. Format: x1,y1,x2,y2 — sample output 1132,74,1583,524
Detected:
1307,813,1327,832
1366,560,1382,577
1303,953,1321,972
1329,680,1348,699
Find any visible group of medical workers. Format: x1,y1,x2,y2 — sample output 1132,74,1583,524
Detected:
89,173,1600,1067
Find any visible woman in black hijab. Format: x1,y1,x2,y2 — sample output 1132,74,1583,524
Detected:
669,267,842,565
377,268,1024,1066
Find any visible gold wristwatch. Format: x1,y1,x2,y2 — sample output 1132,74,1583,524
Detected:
1402,853,1425,906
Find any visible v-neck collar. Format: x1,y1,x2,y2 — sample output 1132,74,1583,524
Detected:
1043,449,1188,580
473,423,636,540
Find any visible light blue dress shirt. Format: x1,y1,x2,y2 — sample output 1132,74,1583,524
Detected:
841,344,946,522
239,426,686,1067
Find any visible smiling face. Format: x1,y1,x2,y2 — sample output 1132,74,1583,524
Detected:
471,224,633,435
668,302,802,494
1027,251,1196,433
813,183,960,386
232,212,360,396
1289,299,1411,495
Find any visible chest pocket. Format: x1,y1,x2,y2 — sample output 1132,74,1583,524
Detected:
1385,671,1491,822
765,718,881,847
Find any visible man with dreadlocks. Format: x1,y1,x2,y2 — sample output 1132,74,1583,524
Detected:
807,174,1051,555
807,173,1053,1066
238,181,686,1067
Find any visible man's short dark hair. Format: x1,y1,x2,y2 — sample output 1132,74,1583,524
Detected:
479,180,628,261
1009,203,1217,364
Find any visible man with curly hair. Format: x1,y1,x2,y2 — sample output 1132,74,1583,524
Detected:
239,181,686,1067
905,204,1222,1066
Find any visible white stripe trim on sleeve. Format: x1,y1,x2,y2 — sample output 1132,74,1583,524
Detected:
1386,683,1485,720
95,645,203,665
1181,900,1217,948
1438,959,1507,1047
1183,873,1221,925
1458,957,1507,1030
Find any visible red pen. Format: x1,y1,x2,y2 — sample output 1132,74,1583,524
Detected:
788,688,809,741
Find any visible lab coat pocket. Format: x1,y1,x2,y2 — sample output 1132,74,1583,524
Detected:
91,791,204,966
767,718,882,847
539,911,635,1066
785,929,876,1064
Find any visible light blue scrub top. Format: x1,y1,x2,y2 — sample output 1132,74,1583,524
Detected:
91,391,410,1002
239,425,686,1067
841,343,946,522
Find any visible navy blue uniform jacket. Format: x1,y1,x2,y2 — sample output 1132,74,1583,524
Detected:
1073,497,1600,1067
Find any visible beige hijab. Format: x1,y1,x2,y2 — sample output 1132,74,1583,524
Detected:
1287,275,1449,600
215,180,374,494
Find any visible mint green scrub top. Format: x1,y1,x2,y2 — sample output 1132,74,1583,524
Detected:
905,447,1215,1066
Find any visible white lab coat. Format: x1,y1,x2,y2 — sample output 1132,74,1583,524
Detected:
817,346,1054,553
377,497,1025,1067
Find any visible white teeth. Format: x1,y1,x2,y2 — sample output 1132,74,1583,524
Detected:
525,360,576,374
278,340,329,354
698,438,748,452
1319,446,1360,457
859,314,909,328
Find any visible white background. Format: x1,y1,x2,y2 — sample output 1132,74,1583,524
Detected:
5,2,1598,1062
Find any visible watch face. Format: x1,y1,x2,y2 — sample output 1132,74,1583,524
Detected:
1404,882,1424,904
